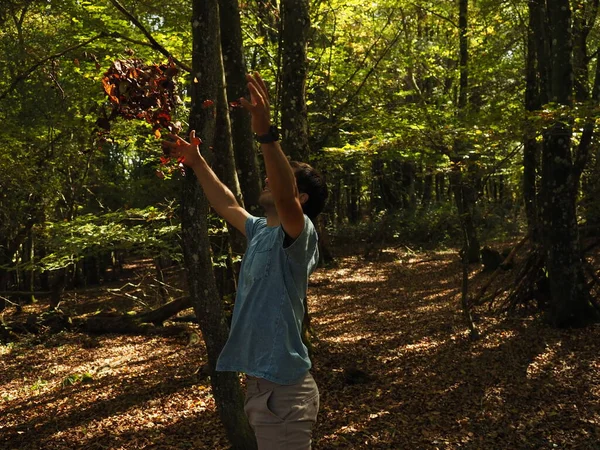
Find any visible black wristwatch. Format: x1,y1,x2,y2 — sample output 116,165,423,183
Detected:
255,125,280,144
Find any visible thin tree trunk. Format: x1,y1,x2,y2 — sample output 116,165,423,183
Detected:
420,168,433,210
219,0,263,217
524,0,543,241
189,1,257,448
451,0,480,263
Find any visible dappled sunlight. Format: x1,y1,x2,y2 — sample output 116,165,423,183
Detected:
421,287,458,302
526,341,578,381
308,248,600,448
0,327,223,449
403,336,449,355
412,300,452,314
328,332,374,344
3,246,600,448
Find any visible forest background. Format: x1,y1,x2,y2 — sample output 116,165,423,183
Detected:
2,0,600,449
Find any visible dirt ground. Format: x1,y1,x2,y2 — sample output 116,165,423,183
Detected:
1,247,600,449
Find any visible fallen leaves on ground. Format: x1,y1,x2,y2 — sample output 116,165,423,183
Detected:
1,247,599,449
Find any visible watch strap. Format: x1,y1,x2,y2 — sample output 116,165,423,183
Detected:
255,125,280,143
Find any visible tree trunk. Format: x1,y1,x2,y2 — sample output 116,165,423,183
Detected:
452,0,480,263
572,1,599,102
219,0,263,217
402,161,417,212
420,168,433,210
435,172,445,203
539,0,599,327
524,0,543,241
280,0,311,162
347,168,360,223
137,296,191,325
189,1,257,448
21,231,35,305
451,163,480,263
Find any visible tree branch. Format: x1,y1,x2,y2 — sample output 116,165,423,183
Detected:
316,27,403,146
108,0,191,72
409,2,458,28
573,44,600,182
0,33,106,101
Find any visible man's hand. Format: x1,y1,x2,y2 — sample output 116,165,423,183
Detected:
239,72,271,135
162,130,250,234
161,130,203,168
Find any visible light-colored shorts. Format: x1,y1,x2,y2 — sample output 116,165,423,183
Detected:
244,372,319,450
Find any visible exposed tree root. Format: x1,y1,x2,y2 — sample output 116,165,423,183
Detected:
499,248,546,313
472,233,530,306
478,238,600,321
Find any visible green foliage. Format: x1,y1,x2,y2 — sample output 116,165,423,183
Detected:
37,206,182,272
61,372,94,387
1,0,592,264
332,205,463,248
29,377,48,392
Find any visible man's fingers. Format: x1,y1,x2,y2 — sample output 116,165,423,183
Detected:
246,78,263,107
247,72,269,103
167,133,187,145
239,96,253,111
247,82,265,107
253,71,269,100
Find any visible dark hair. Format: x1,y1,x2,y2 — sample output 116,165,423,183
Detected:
290,161,328,220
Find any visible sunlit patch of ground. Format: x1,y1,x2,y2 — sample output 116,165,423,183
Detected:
0,327,228,450
309,247,600,449
2,246,600,449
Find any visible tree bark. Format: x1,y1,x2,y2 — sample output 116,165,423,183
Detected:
189,1,257,448
539,0,599,327
137,296,191,325
219,0,263,216
420,168,433,210
280,0,311,162
572,0,599,102
451,0,480,263
524,0,544,241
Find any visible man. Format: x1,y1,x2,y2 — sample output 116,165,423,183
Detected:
162,72,327,449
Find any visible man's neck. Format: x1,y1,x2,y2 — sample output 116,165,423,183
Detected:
265,211,280,228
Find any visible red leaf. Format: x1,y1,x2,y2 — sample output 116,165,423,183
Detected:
202,99,214,109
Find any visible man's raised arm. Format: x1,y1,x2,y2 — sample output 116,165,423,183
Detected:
162,132,250,235
240,73,305,239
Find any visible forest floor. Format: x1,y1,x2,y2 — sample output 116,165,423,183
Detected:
1,245,600,449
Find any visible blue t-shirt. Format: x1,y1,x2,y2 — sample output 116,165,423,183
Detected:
215,215,319,384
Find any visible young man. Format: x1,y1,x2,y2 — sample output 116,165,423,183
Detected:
162,72,327,449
